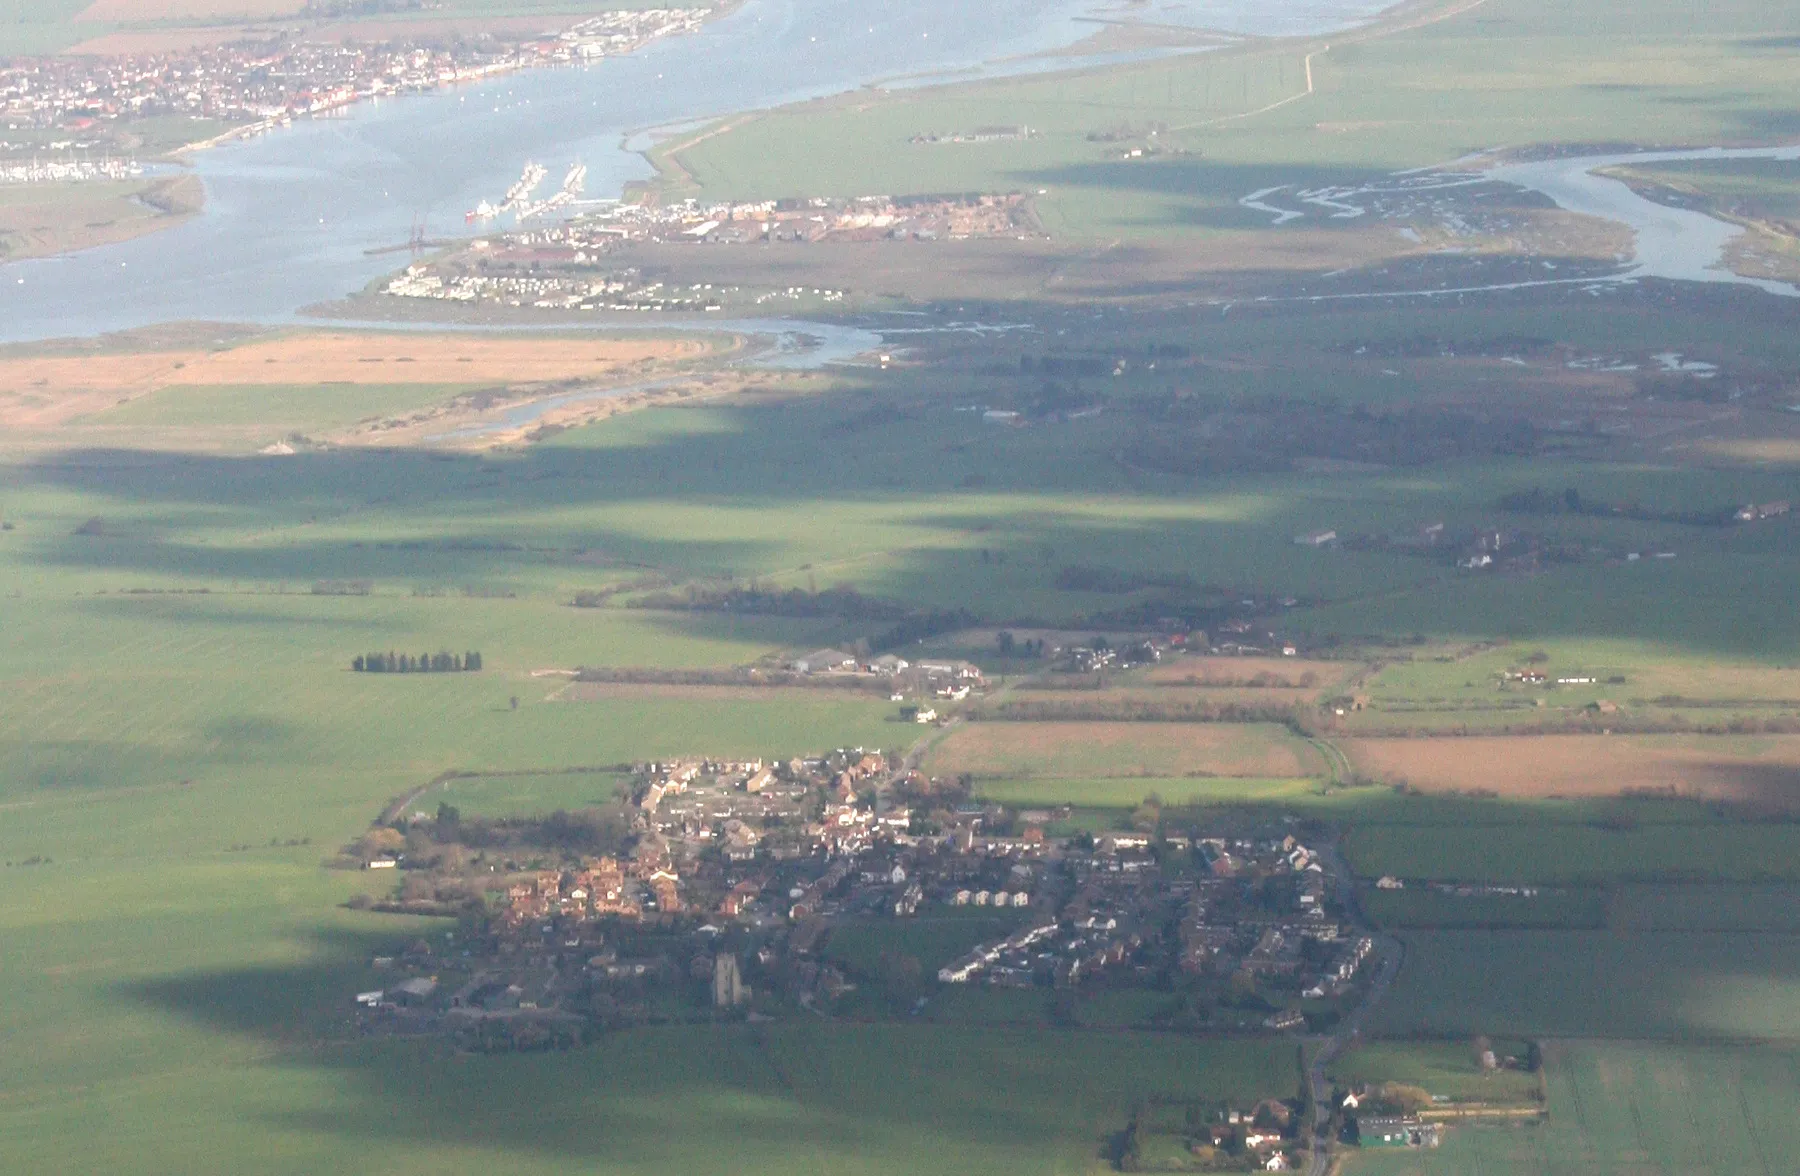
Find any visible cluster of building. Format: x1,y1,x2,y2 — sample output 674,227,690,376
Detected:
788,648,983,699
376,192,1035,310
935,832,1368,1005
383,263,736,313
356,742,1378,1038
0,9,710,151
571,191,1038,246
0,156,141,184
495,854,674,928
1734,500,1790,523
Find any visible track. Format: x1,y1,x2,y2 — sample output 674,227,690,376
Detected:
1304,842,1404,1176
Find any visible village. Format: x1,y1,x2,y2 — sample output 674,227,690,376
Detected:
377,192,1038,311
0,9,711,160
345,727,1378,1053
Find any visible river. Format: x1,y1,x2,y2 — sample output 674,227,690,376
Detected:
1487,145,1800,299
0,0,1394,345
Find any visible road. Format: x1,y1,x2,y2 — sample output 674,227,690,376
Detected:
1304,842,1405,1176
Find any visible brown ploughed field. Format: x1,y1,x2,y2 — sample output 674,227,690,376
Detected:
1346,734,1800,801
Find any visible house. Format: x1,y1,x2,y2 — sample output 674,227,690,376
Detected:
914,707,938,724
1375,876,1404,890
1263,1009,1306,1031
1358,1117,1439,1148
1263,1153,1290,1171
393,976,438,1005
1294,529,1337,547
792,649,857,674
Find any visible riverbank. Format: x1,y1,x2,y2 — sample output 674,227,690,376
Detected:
0,173,204,264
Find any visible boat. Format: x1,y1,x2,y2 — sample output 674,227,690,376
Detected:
501,161,547,210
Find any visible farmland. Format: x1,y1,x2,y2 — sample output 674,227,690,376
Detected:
7,0,1800,1170
1,1019,1298,1175
922,721,1320,781
658,0,1800,271
1344,734,1800,801
1374,931,1800,1039
1344,1041,1800,1176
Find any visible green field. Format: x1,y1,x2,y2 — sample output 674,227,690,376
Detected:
1611,884,1800,933
825,914,1022,976
1374,931,1800,1039
1331,1039,1541,1105
971,775,1325,809
9,0,1800,1170
428,768,633,817
1,1018,1295,1175
1361,887,1607,931
1345,1040,1800,1176
663,0,1800,244
1616,158,1800,222
1344,821,1800,886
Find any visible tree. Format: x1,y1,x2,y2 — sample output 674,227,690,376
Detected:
510,695,519,711
996,629,1015,655
355,826,405,860
436,802,462,836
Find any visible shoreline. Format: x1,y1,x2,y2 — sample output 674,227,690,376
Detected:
171,2,747,161
635,0,1456,203
0,173,204,265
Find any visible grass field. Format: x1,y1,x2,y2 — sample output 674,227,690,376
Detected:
923,721,1319,780
825,914,1021,975
428,768,633,817
0,1019,1297,1175
9,2,1800,1171
662,0,1800,248
1331,1039,1541,1104
1361,887,1607,931
970,774,1324,809
1345,1040,1800,1176
1344,820,1800,886
1375,931,1800,1039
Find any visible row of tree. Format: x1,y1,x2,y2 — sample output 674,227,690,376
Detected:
353,651,483,673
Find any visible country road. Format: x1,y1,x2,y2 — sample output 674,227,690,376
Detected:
1305,842,1405,1176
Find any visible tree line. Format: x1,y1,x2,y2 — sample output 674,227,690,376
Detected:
353,651,483,673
